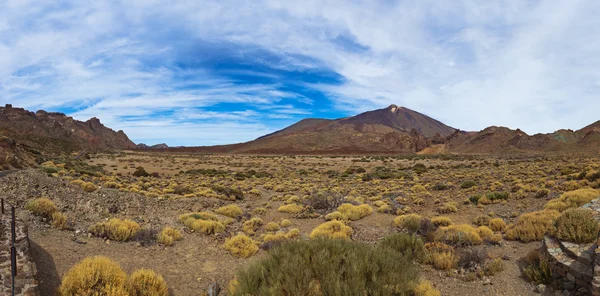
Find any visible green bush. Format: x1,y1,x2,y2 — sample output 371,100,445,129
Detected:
378,233,424,261
132,166,150,177
461,181,477,189
521,249,553,285
486,191,509,202
555,208,600,243
234,239,419,296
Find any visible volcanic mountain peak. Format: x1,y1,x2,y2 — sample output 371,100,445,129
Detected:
341,105,456,137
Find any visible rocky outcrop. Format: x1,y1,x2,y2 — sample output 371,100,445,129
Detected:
0,104,136,168
541,198,600,295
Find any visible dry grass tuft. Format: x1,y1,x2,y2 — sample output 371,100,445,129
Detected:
423,242,458,270
25,197,57,218
277,203,304,214
488,218,507,231
224,233,259,258
88,218,141,242
59,256,128,296
393,214,422,233
157,227,183,246
544,188,599,212
215,204,244,218
505,210,561,242
434,224,483,246
127,268,169,296
335,203,373,221
310,220,353,240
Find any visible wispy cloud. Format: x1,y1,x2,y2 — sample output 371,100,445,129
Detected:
1,0,599,145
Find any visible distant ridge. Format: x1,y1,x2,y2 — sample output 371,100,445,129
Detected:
153,104,600,155
0,104,136,169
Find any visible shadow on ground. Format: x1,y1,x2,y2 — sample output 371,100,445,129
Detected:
30,239,60,295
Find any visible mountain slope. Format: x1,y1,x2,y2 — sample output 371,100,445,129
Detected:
158,105,454,154
0,104,136,168
445,122,600,154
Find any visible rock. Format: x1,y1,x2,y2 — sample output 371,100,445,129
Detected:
482,277,491,285
536,284,546,293
207,281,221,296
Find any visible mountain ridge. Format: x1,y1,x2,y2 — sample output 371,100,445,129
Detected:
0,104,136,169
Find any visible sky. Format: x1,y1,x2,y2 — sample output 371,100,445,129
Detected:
1,0,599,146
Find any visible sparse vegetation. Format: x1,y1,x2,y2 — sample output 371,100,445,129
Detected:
15,151,600,295
88,218,141,242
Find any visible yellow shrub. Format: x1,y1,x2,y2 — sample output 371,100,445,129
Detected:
191,220,226,235
310,221,353,240
242,218,263,235
504,210,561,242
224,234,259,258
424,242,458,270
265,222,281,232
336,203,373,221
280,219,292,227
178,212,226,235
104,181,120,189
412,185,427,193
478,196,492,205
544,189,599,212
127,268,168,296
253,207,267,215
325,211,345,221
434,224,482,245
476,226,494,241
215,204,244,218
437,202,458,214
431,216,453,227
263,228,301,243
393,214,422,233
88,218,140,242
228,278,239,296
81,181,98,192
489,233,503,244
157,227,182,246
414,280,441,296
25,198,57,218
277,203,304,213
59,256,128,296
51,212,68,230
488,218,506,231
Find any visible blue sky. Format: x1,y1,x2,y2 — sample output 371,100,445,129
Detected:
1,1,599,146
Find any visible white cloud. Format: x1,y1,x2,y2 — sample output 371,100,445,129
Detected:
1,0,599,146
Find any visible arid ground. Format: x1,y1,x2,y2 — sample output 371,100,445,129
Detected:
2,151,598,295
